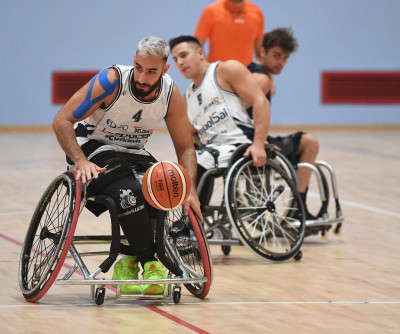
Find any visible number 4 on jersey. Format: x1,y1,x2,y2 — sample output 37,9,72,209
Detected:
132,109,143,122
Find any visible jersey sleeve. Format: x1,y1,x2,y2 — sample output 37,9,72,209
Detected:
194,6,213,40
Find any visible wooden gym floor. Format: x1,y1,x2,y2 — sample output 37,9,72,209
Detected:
1,127,400,333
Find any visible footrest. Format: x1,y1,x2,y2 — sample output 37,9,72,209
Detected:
55,277,208,286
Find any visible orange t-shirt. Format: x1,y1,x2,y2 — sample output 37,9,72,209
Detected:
194,0,264,66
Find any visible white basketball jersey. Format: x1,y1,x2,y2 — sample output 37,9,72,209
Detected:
184,62,254,146
77,64,173,149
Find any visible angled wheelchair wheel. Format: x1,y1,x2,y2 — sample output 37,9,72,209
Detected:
163,208,213,298
18,171,81,302
273,151,331,220
313,165,330,218
225,158,306,261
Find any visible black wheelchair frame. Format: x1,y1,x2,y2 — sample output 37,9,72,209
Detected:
272,150,344,237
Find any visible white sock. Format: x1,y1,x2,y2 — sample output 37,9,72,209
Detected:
120,240,131,263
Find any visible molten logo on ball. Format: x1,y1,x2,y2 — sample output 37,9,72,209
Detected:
167,168,179,198
142,161,191,211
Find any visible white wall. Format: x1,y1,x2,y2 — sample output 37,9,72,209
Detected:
1,0,399,126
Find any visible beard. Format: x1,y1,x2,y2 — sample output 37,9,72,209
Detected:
131,74,162,98
267,65,283,75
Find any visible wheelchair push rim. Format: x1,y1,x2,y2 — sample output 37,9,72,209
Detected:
225,158,306,261
162,207,213,298
18,171,81,302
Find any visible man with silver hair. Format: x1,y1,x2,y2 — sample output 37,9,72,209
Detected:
53,36,202,295
137,35,170,60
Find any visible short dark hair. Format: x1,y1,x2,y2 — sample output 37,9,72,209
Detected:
169,35,201,51
262,28,298,53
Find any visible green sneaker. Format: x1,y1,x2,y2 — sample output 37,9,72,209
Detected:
112,256,141,294
142,261,166,295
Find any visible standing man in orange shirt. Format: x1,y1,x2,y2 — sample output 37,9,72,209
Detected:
194,0,264,66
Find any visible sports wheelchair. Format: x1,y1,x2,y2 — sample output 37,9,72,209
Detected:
198,143,344,261
198,144,307,261
18,169,212,305
275,152,344,238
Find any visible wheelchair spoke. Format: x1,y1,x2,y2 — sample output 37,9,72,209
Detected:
161,207,211,298
19,172,80,301
226,158,306,260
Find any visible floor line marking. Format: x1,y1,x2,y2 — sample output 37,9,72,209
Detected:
180,300,400,305
0,211,33,217
2,196,399,219
1,300,400,308
340,199,400,218
307,192,400,219
322,143,400,160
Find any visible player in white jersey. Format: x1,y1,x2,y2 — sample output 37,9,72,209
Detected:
53,36,201,295
169,35,270,207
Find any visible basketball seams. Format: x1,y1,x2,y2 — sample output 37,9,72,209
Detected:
142,160,189,211
160,162,174,210
146,163,169,211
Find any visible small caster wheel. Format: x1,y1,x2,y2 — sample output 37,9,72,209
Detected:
95,287,105,305
334,224,342,236
294,250,302,261
173,286,181,304
221,245,231,256
321,229,329,239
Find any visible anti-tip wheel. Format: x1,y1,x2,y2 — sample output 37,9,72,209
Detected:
294,250,303,261
173,286,181,304
95,287,105,305
334,225,342,236
221,245,231,256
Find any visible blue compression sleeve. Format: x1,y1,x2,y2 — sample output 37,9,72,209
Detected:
72,69,118,119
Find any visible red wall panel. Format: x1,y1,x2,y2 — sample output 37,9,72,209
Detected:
52,71,98,104
321,71,400,104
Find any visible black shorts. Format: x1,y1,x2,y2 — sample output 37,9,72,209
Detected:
267,131,304,165
82,146,157,217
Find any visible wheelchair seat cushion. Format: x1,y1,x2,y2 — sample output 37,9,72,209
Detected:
196,143,240,169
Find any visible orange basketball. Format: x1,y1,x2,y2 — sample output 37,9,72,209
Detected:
142,161,191,211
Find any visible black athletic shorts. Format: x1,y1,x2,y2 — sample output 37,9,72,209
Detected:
267,131,304,165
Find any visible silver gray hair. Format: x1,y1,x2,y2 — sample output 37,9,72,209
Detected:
137,36,170,61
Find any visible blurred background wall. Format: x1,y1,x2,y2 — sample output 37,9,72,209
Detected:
1,0,399,126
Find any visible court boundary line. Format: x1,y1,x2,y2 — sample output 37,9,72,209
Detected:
307,193,400,219
2,195,399,219
179,300,400,305
1,300,400,309
0,211,33,217
322,142,400,160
